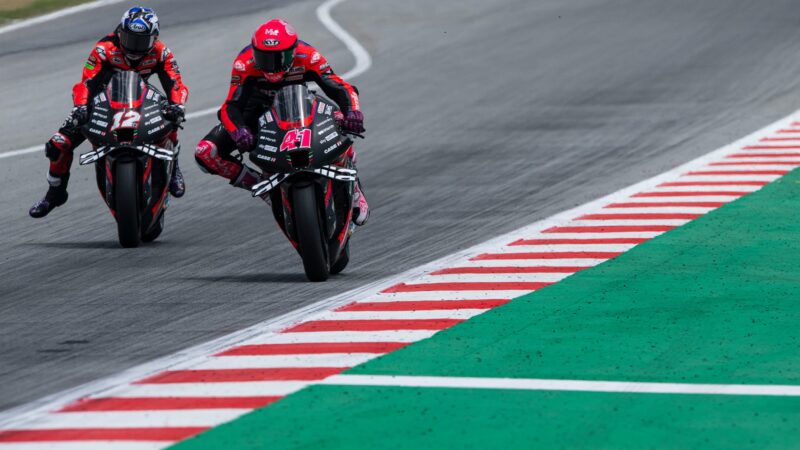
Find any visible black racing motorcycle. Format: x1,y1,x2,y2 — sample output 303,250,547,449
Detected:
249,84,361,282
79,71,181,248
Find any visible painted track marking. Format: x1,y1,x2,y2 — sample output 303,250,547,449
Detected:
3,106,800,447
322,375,800,397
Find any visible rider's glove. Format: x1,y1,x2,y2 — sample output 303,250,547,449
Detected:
162,104,186,123
68,105,89,128
341,110,365,134
230,127,254,151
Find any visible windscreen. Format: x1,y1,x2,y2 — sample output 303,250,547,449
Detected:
107,71,146,107
273,84,314,126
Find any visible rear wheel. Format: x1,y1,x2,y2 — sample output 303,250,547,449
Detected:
115,161,140,248
293,184,329,281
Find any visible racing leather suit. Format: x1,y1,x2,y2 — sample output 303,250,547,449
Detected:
47,34,189,185
195,40,360,184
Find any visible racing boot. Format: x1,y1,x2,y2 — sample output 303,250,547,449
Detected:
232,166,270,204
29,173,69,218
352,179,369,226
169,160,186,198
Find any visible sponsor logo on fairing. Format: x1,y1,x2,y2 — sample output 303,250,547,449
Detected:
318,124,335,135
89,127,105,135
325,105,333,115
92,106,109,112
321,132,337,143
288,66,305,74
310,52,321,64
324,142,340,154
91,119,109,127
255,154,276,162
111,57,124,65
285,75,303,81
145,116,163,126
258,144,278,152
265,112,274,123
318,117,333,126
319,62,330,71
317,102,326,114
147,124,166,135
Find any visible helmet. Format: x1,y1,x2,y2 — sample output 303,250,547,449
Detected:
117,6,159,60
251,19,298,81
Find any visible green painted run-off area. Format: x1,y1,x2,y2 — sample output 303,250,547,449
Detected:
173,170,800,449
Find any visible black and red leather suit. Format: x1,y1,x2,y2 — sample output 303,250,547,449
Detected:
194,41,360,182
48,34,189,183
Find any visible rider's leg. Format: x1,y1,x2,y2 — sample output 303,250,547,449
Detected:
349,146,369,226
195,124,260,189
29,129,84,218
167,130,186,198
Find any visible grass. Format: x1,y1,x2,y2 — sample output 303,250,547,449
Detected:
0,0,94,24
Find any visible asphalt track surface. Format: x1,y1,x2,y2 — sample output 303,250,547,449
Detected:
1,0,800,413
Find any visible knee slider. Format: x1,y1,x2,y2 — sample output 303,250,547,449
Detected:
194,140,217,174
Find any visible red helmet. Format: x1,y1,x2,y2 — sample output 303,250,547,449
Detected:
252,19,298,80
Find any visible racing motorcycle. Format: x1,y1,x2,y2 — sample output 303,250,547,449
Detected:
78,71,181,248
249,84,360,282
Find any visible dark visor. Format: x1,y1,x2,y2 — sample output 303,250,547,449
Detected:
253,46,296,73
119,30,155,55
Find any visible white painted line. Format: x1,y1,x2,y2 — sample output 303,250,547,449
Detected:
0,0,372,158
26,409,246,428
319,309,487,321
454,259,605,269
422,273,572,283
364,291,525,301
0,443,168,450
677,174,781,182
490,244,636,252
249,330,438,344
323,374,800,397
316,0,372,80
599,207,716,214
106,381,309,398
0,0,124,35
189,353,376,370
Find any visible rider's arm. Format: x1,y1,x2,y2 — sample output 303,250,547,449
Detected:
71,43,110,107
307,51,360,113
220,59,256,133
155,43,189,105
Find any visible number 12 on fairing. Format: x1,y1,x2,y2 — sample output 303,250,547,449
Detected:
280,128,312,151
111,111,141,130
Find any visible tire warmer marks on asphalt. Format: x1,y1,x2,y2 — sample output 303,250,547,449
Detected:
2,120,800,449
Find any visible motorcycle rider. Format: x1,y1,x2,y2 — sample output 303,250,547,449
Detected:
194,18,369,225
29,6,189,218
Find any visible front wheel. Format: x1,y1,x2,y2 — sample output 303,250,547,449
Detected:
115,161,140,248
293,184,329,281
